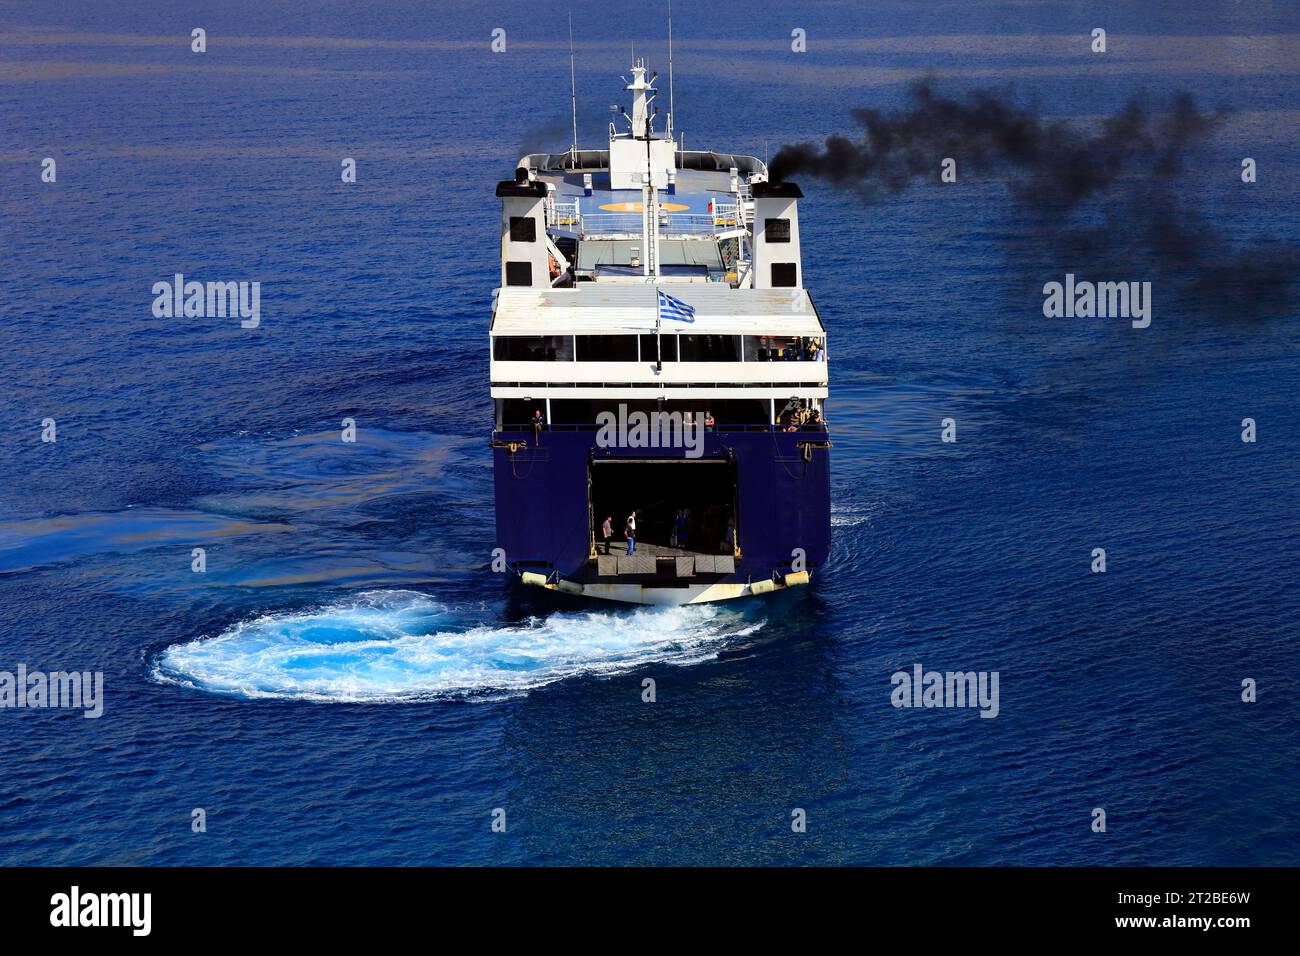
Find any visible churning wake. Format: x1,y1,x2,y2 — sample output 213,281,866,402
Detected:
153,590,762,702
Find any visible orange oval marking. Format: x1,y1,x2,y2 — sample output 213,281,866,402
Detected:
597,201,690,212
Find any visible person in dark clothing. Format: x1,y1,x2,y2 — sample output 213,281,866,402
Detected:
601,515,613,554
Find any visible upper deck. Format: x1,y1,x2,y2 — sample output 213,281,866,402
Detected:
527,150,759,272
515,150,767,285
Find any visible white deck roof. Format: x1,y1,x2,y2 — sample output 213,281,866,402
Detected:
491,285,825,337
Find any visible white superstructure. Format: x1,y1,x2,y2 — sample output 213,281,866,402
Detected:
491,60,827,431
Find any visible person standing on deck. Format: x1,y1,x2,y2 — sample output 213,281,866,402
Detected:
601,515,613,554
532,408,544,444
625,510,637,555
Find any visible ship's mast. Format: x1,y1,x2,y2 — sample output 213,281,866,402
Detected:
667,0,676,140
625,62,659,279
626,60,651,141
567,12,579,168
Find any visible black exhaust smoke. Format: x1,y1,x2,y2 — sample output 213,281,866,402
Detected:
770,80,1298,320
770,81,1217,210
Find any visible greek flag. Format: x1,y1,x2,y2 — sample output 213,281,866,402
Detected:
657,289,696,323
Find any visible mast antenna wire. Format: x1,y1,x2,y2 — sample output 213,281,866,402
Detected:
568,12,579,168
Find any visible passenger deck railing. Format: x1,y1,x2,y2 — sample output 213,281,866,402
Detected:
546,204,745,240
577,212,720,239
495,422,829,434
712,202,741,227
548,198,580,227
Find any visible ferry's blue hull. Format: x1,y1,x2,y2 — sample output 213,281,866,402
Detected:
492,429,830,603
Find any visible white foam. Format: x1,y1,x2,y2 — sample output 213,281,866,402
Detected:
154,590,762,702
831,504,873,528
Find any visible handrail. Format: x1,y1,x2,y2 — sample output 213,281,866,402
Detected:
551,209,746,240
547,196,749,238
549,199,580,226
495,423,828,433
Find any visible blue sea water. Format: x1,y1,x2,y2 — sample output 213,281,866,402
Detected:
1,0,1298,865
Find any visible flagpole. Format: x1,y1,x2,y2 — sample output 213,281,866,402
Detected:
655,290,663,373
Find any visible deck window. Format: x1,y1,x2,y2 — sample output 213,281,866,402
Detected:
638,334,678,362
678,334,742,362
744,335,820,361
505,261,533,286
576,335,639,362
493,335,574,361
764,218,792,242
509,216,537,243
770,263,798,287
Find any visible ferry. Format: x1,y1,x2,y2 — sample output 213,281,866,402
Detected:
490,60,830,605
